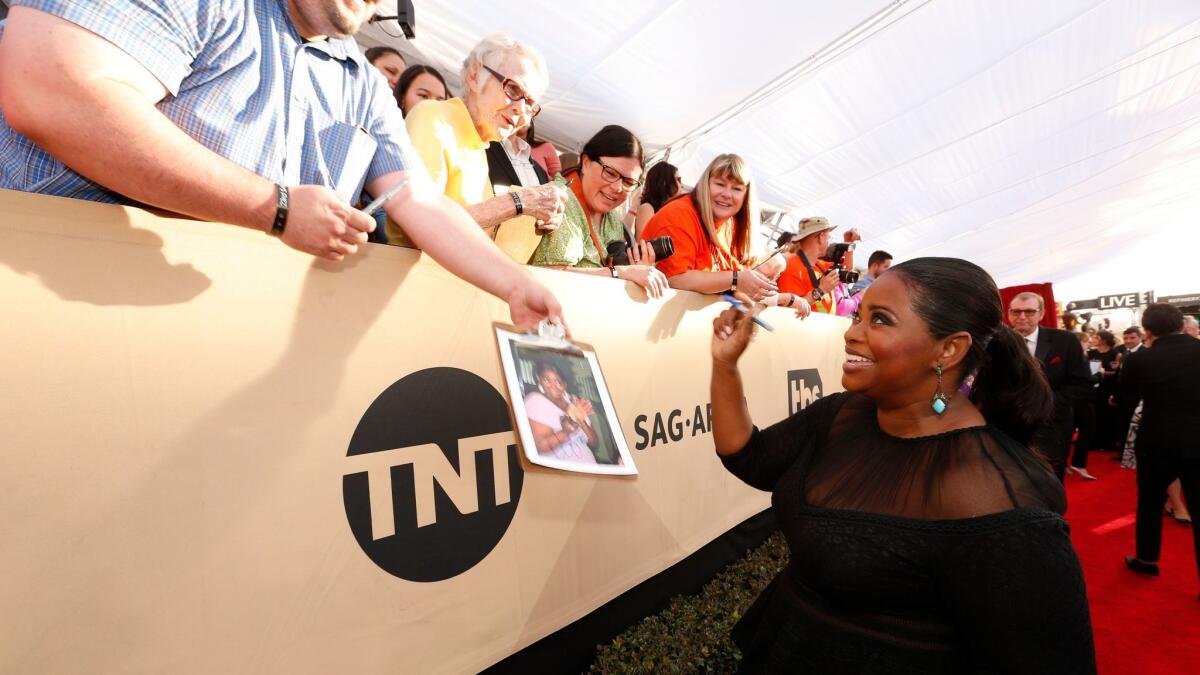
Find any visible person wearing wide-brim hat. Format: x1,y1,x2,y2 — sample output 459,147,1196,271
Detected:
776,216,862,315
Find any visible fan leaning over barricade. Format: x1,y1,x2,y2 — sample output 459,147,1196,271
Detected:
0,1,566,332
528,125,669,299
389,33,569,243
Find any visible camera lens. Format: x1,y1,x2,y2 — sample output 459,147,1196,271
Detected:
649,236,674,261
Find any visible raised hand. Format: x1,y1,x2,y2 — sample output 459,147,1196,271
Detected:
712,305,757,366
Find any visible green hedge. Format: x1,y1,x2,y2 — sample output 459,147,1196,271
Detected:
589,532,788,674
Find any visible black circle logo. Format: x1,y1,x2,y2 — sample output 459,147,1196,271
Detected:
343,368,523,581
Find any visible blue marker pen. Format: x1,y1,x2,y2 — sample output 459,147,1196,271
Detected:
721,293,775,332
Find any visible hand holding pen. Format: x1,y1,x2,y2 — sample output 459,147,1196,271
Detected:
721,293,774,332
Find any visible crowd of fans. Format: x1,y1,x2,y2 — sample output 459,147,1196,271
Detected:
5,3,1197,668
364,34,891,316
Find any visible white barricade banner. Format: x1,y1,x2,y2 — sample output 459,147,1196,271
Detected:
0,190,846,673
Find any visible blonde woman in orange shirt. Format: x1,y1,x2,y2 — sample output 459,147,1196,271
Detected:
641,154,776,302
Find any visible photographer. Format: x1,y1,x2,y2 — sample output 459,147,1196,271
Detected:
528,125,669,299
777,216,863,316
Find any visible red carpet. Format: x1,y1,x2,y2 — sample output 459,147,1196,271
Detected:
1065,457,1200,674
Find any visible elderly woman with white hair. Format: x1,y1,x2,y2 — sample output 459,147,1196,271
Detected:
387,34,568,243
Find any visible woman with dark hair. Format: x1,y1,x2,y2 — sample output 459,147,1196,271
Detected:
641,153,776,302
529,125,668,298
524,362,599,464
632,161,682,239
394,64,449,117
710,257,1095,673
1088,330,1122,453
522,121,562,178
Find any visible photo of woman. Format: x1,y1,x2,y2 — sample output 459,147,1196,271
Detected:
496,327,636,475
524,361,605,465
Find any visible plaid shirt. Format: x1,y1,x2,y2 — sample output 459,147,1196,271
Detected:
0,0,416,203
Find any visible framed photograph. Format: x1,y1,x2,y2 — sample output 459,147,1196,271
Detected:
495,325,636,476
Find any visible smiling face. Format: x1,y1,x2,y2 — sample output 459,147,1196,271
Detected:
538,367,567,401
401,72,448,115
707,172,746,222
841,273,944,401
466,52,545,142
581,155,642,215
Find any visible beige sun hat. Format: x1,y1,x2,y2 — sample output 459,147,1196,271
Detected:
794,216,836,240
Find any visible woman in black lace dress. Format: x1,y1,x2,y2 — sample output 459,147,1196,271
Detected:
711,257,1095,673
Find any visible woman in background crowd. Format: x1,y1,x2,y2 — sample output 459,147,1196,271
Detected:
391,34,568,243
710,256,1095,673
1088,330,1122,452
633,161,683,239
641,154,775,301
522,121,562,178
394,64,449,117
529,125,668,298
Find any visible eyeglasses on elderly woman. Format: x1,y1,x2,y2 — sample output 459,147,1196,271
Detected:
481,65,542,117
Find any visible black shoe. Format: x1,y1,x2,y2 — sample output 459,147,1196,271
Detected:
1125,555,1160,576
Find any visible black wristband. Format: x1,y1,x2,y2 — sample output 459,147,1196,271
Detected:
269,184,289,237
730,270,738,292
510,191,524,216
785,293,795,308
610,266,619,279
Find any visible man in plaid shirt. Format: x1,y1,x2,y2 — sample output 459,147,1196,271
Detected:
0,0,565,329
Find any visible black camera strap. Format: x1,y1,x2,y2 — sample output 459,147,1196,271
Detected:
797,250,824,290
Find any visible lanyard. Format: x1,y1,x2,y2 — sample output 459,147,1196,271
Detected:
570,176,609,265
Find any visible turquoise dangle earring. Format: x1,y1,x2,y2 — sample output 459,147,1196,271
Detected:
932,364,949,415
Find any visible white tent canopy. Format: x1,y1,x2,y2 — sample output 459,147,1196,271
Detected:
359,0,1200,303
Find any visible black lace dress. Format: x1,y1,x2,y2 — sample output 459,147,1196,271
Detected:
721,392,1096,674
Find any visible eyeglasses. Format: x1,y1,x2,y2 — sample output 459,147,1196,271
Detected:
1008,309,1041,316
594,158,643,191
481,65,541,117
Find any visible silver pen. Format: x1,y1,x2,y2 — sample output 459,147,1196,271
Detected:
360,177,410,216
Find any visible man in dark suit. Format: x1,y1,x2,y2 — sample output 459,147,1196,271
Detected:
1008,292,1095,481
1120,303,1200,588
486,139,549,193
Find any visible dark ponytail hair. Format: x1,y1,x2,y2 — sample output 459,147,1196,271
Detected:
889,257,1053,445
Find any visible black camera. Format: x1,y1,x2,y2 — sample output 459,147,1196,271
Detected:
819,242,860,285
606,236,674,266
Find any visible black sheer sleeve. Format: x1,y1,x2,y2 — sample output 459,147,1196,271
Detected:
720,391,848,492
937,515,1096,674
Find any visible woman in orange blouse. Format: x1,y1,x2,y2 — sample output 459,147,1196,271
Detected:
640,154,776,301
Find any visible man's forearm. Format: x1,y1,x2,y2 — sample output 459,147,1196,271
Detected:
385,184,529,300
0,9,276,230
14,84,276,230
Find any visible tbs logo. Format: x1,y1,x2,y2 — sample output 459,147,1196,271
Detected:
343,368,523,582
787,369,823,414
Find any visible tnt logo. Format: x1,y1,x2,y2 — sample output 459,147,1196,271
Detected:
343,368,523,582
787,369,824,414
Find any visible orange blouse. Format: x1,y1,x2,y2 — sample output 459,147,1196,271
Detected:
641,196,740,277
